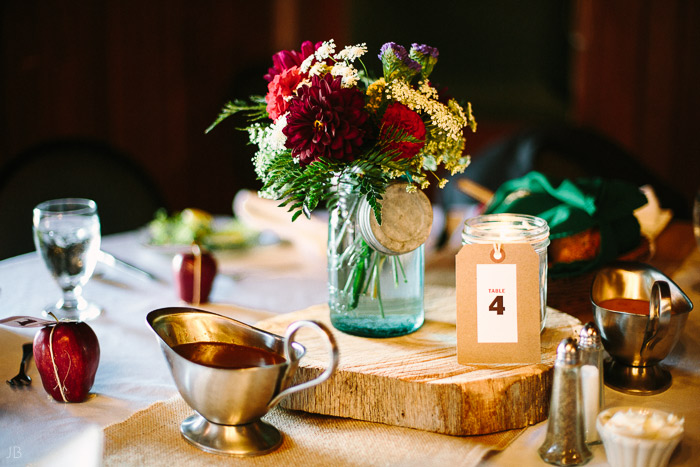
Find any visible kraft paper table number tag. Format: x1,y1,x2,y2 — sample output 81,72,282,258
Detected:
456,243,541,364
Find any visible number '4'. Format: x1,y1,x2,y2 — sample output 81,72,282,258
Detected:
489,295,505,315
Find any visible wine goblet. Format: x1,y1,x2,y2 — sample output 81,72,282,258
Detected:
33,198,102,321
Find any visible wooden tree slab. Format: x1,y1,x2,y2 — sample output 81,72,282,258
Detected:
257,285,581,436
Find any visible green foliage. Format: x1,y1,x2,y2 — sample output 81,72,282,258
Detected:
260,153,342,222
267,132,424,224
207,97,433,225
205,97,267,134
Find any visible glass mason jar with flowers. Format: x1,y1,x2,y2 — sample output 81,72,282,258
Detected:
207,39,476,337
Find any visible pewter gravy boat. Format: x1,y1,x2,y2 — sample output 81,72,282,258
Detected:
591,262,693,394
147,307,339,456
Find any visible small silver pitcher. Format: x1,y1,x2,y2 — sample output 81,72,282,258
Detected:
147,307,339,456
591,262,693,394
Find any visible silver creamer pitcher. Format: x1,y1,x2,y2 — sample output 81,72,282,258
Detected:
147,307,339,456
591,262,693,394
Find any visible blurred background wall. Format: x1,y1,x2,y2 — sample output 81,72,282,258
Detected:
1,0,698,220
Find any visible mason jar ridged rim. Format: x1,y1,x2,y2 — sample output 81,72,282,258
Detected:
462,213,550,246
357,199,396,255
34,198,98,216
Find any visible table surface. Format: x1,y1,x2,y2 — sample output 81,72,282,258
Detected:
0,220,697,466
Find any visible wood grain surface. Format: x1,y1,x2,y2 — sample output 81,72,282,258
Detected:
257,285,582,436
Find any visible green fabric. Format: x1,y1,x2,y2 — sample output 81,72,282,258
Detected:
484,171,647,277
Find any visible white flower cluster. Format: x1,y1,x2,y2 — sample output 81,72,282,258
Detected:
314,39,336,61
248,115,288,185
267,114,288,151
334,43,367,61
309,62,331,77
301,39,336,73
385,80,467,141
331,64,360,87
300,40,366,88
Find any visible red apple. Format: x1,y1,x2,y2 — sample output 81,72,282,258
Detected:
33,321,100,403
172,246,217,304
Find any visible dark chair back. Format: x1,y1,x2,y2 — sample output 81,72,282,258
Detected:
0,139,166,259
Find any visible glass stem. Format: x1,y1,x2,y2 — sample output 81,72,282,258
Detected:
60,286,82,310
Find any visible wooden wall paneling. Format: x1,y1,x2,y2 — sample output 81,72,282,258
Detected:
38,2,108,138
672,0,700,204
1,2,107,163
105,1,189,211
573,0,700,212
180,2,276,214
640,0,679,183
582,0,647,151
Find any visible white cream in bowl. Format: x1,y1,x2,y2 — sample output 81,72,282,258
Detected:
597,407,684,467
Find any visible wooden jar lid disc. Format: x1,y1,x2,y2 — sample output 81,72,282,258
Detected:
361,183,433,255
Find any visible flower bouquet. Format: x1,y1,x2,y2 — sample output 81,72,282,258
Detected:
208,39,476,337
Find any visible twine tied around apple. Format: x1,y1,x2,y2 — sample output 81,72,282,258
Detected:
1,313,99,402
192,243,202,305
172,243,217,305
46,315,70,402
31,312,101,403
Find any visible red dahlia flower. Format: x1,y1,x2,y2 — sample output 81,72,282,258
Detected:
380,102,426,160
283,74,368,166
265,66,304,122
264,40,320,82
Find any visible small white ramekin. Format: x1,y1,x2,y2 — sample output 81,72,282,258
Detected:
597,406,684,467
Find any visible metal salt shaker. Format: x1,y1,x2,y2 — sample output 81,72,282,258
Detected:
579,322,604,445
538,338,592,466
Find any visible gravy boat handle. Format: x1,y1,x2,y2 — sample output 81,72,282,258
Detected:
267,320,339,410
641,281,672,356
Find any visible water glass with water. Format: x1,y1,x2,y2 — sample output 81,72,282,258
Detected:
33,198,102,321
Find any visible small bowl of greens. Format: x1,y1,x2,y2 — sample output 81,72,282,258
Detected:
145,208,260,253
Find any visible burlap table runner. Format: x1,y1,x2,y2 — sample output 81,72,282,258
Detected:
104,284,529,465
103,395,522,466
104,283,540,465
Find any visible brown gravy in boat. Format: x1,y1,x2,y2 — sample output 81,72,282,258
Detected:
173,342,284,369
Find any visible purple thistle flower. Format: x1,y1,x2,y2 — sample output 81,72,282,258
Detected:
409,43,439,79
379,42,421,81
411,43,439,59
378,42,404,61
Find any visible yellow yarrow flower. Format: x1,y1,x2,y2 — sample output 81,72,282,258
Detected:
366,78,386,112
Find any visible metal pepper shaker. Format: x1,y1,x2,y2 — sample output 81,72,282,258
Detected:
538,338,592,466
579,322,604,445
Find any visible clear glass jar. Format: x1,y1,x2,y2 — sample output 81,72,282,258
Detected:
327,180,424,337
462,213,550,331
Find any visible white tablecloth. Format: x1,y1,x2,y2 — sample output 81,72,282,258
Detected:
0,230,328,466
1,228,699,466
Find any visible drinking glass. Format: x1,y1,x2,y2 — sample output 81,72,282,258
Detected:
33,198,102,321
